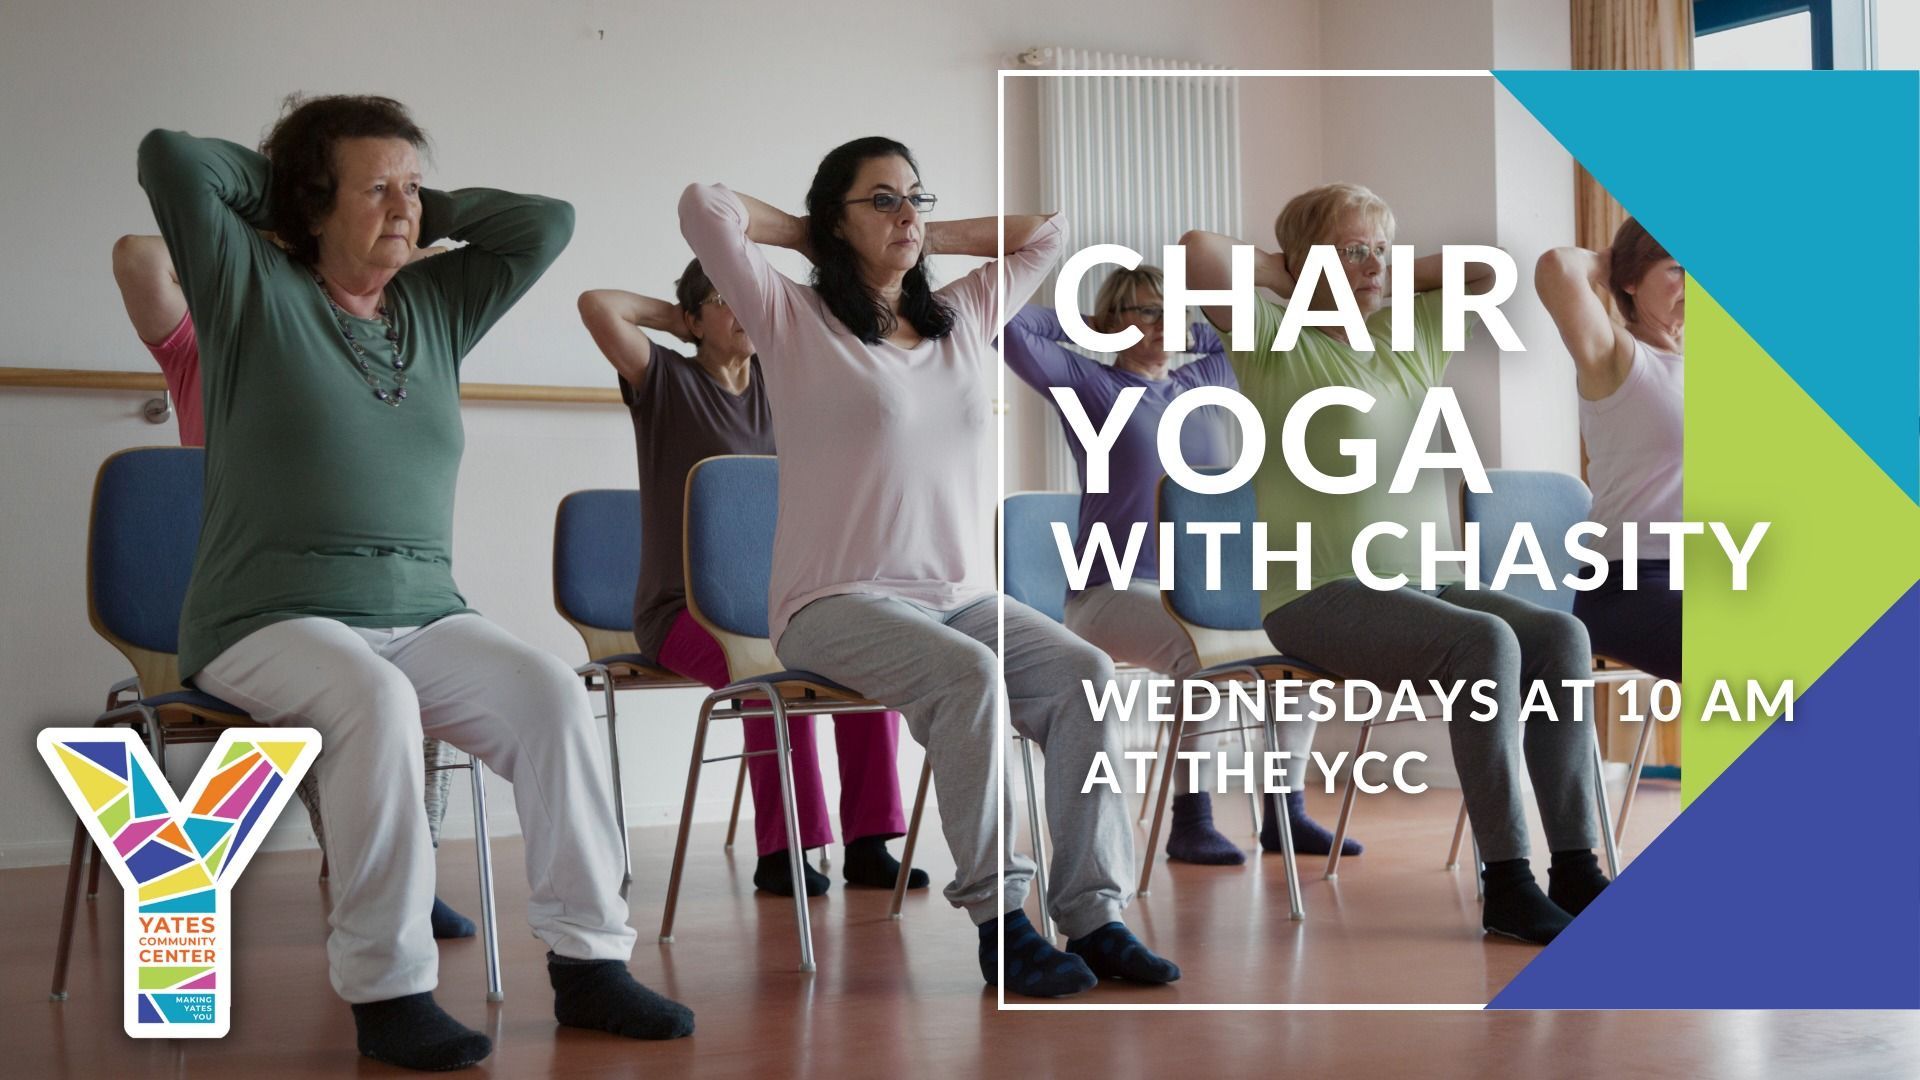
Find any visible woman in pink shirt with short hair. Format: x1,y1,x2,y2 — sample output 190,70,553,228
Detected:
680,136,1179,998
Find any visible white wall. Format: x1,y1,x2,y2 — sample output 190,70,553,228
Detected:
0,0,1321,865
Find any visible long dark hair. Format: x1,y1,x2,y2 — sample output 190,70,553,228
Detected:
804,136,954,344
260,93,429,266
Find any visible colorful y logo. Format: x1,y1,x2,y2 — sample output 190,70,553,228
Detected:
37,727,319,1038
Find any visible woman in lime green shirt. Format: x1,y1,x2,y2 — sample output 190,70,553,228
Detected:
1179,183,1609,946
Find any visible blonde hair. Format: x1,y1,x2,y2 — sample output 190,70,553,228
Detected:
1092,265,1165,324
1273,183,1396,274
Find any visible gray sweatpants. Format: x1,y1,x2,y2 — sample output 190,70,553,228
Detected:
778,593,1134,937
1066,581,1319,795
1262,579,1601,863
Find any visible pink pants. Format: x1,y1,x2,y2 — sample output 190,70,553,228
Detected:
655,610,907,856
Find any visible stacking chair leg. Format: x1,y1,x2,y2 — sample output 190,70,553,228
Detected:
1590,723,1622,880
1472,833,1484,901
1262,706,1304,921
1614,714,1657,848
1445,798,1470,870
1324,722,1374,879
467,755,503,1003
1136,722,1169,824
1137,700,1185,896
724,758,747,852
85,841,103,900
49,820,88,1000
1236,714,1262,845
1019,738,1054,940
891,761,933,919
767,694,816,973
660,699,717,943
596,674,633,898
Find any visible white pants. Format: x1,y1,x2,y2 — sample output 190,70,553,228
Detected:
196,614,635,1002
1064,582,1319,794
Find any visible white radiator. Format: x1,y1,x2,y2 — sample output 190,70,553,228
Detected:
1026,47,1244,493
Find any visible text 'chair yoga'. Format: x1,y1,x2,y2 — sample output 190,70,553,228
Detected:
658,455,931,973
552,490,705,896
1450,470,1633,878
1141,472,1310,917
53,447,505,1002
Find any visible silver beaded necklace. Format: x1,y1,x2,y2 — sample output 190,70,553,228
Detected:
313,271,409,406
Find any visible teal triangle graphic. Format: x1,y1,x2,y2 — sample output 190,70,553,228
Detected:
182,817,232,858
1493,70,1919,501
129,757,169,818
139,888,217,914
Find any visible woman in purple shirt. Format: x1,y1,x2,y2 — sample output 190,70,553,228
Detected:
1004,268,1361,868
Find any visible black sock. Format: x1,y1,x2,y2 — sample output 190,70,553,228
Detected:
978,910,1097,998
1260,791,1363,856
548,953,694,1040
351,991,491,1071
842,835,930,889
1547,849,1611,916
1480,858,1574,945
1166,793,1246,865
1066,922,1181,984
754,850,829,897
430,896,475,940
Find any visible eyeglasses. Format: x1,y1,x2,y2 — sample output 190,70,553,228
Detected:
1116,305,1165,324
700,295,728,309
844,192,938,214
1333,242,1390,266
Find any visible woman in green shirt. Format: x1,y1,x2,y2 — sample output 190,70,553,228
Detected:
140,95,690,1070
1179,183,1610,946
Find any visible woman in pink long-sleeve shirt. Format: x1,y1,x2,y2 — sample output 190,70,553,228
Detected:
680,137,1180,998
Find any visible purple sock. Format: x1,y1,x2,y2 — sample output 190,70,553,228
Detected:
1166,792,1246,864
1261,791,1362,856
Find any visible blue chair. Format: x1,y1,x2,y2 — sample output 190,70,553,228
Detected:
995,491,1101,940
658,455,932,972
53,447,504,1002
1457,469,1630,877
552,490,705,895
1143,472,1320,915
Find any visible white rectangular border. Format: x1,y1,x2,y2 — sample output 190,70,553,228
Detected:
995,67,1498,1012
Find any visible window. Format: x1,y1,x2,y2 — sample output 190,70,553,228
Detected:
1694,0,1834,69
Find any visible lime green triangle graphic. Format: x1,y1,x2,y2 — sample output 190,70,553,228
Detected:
220,741,256,768
138,965,212,990
1683,281,1920,803
98,792,131,836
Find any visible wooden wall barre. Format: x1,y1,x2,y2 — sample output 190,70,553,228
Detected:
0,366,622,405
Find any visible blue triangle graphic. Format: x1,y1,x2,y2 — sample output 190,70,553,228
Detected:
1494,70,1919,501
129,757,169,819
68,740,127,778
183,816,232,858
138,994,163,1025
1491,581,1920,1008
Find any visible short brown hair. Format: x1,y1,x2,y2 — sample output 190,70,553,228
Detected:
1092,265,1164,325
1607,217,1672,323
260,94,428,266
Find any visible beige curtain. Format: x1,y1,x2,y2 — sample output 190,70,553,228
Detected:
1571,0,1694,249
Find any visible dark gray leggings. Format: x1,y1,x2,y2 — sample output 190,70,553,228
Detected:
1262,579,1601,862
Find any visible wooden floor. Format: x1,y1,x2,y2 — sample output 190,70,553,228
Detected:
6,783,1915,1078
